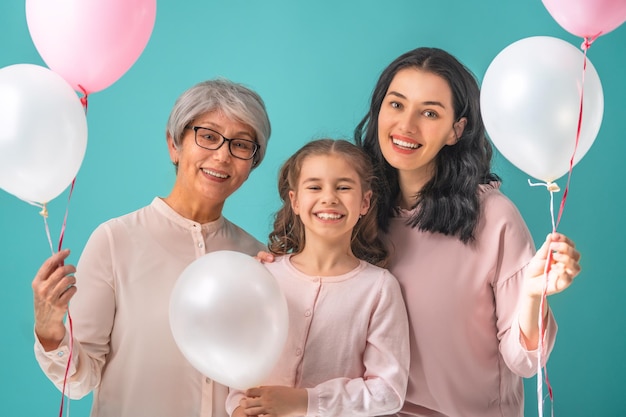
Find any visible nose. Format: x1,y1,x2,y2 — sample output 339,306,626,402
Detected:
397,109,419,134
321,189,338,205
211,141,232,162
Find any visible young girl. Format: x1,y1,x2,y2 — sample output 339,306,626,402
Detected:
354,47,582,417
226,139,410,417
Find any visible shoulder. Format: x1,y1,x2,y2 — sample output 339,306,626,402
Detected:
359,262,402,290
478,182,528,228
87,202,148,232
222,217,262,241
221,218,266,253
476,182,536,275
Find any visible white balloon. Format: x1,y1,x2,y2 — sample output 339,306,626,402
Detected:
0,64,87,203
169,250,289,390
480,36,603,183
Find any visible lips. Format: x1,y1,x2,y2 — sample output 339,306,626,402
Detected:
392,136,422,150
202,168,229,179
315,212,344,220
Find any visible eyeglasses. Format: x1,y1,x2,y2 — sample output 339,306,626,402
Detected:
186,126,259,161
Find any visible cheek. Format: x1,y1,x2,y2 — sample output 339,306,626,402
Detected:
377,111,389,134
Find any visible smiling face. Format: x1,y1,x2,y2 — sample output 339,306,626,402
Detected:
288,154,371,246
166,109,256,220
377,67,466,192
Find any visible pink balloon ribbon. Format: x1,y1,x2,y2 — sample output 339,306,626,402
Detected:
536,40,591,417
58,312,74,417
47,98,87,417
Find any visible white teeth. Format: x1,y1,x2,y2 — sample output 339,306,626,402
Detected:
202,168,228,179
392,138,420,149
316,212,342,220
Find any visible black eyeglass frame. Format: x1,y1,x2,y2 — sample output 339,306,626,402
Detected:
185,125,259,161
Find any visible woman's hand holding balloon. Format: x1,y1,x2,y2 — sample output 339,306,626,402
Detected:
519,233,581,349
524,233,581,298
32,249,77,351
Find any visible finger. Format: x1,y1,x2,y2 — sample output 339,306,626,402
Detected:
254,251,274,264
243,405,265,416
34,263,77,294
554,255,581,277
58,283,78,305
549,232,576,248
54,272,77,296
534,234,553,261
33,249,71,284
554,242,581,262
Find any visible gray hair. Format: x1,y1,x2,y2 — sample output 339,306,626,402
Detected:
166,78,271,167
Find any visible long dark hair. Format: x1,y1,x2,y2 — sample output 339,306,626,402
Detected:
268,139,388,267
354,47,499,243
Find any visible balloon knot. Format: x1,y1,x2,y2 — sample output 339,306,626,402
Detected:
527,179,560,193
78,84,89,112
546,182,560,192
39,203,49,218
581,34,600,51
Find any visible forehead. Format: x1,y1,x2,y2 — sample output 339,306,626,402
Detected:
193,109,255,138
387,67,453,105
298,154,360,181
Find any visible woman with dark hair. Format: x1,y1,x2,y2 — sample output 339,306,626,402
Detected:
354,47,581,417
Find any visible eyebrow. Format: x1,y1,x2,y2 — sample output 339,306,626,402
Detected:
386,91,447,109
302,177,357,184
196,122,255,139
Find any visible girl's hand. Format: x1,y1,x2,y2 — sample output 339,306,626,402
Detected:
32,249,77,351
524,232,581,298
239,386,307,417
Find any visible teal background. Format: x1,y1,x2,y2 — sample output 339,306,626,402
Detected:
1,1,624,416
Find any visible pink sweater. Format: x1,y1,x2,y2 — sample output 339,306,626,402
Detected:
226,255,410,417
387,183,556,417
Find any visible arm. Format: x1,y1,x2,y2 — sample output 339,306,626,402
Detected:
33,224,116,399
518,232,581,349
304,273,409,417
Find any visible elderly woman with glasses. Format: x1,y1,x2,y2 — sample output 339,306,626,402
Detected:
31,79,271,417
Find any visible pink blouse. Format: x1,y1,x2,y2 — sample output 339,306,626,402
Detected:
387,182,556,417
34,197,265,417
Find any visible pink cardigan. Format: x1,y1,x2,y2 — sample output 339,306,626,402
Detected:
226,255,410,417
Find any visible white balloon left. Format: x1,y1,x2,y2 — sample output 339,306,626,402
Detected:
0,63,87,204
169,250,289,391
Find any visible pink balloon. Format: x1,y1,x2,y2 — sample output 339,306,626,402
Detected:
542,0,626,39
26,0,156,94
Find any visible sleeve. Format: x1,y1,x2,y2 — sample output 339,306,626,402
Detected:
488,194,558,378
496,266,557,378
225,388,245,416
305,272,410,417
33,222,117,399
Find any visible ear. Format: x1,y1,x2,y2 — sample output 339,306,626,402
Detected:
288,190,299,215
447,117,467,145
361,189,372,216
167,133,179,164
